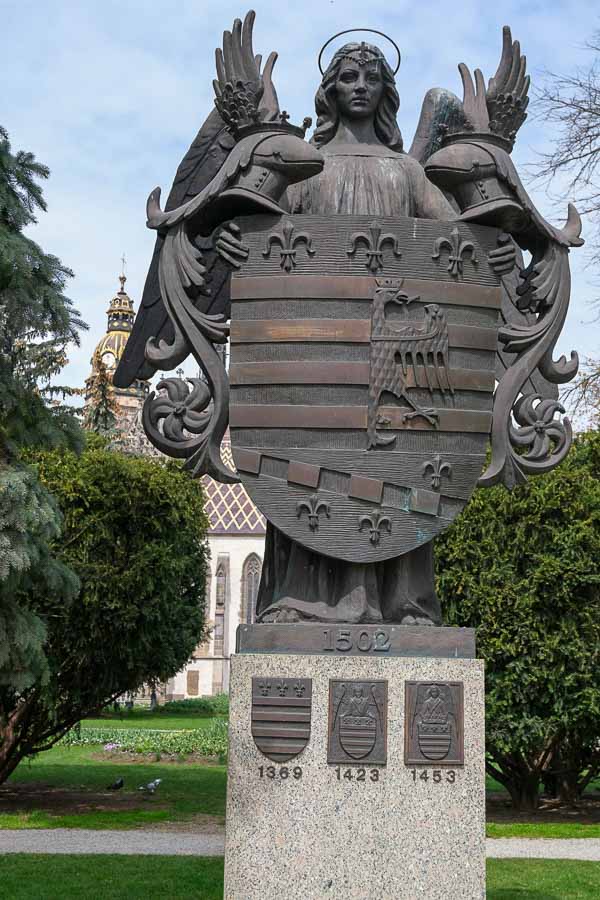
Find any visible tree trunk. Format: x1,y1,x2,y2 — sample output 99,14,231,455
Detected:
505,776,541,811
0,745,25,785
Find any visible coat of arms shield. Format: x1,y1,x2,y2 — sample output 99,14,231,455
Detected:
251,676,312,762
230,214,501,563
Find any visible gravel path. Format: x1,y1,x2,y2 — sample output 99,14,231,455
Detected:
0,829,224,856
1,830,600,860
487,838,600,860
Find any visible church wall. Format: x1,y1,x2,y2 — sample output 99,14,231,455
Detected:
165,532,264,700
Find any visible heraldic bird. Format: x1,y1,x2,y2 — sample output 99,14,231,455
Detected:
367,286,454,449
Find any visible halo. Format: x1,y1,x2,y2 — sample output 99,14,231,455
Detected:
318,28,401,76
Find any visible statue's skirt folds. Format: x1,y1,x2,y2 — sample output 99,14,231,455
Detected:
256,522,441,624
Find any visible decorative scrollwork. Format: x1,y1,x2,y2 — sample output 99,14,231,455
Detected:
508,394,571,472
141,218,237,483
143,377,211,443
479,232,579,489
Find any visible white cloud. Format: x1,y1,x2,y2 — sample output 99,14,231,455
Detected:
2,0,597,396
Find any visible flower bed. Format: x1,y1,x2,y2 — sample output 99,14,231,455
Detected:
61,720,228,757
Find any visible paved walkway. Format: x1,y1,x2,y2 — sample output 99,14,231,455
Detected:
1,830,600,859
0,829,224,856
488,838,600,860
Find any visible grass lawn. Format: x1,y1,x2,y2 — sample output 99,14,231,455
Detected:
487,860,600,898
0,855,225,900
1,721,598,836
82,715,223,731
0,745,226,830
0,857,599,899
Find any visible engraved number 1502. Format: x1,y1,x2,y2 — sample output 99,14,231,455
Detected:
323,628,391,653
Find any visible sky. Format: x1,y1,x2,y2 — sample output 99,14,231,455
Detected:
2,0,598,397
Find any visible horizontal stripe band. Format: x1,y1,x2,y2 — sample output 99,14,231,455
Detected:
252,727,310,738
230,405,493,433
252,696,310,707
252,710,311,721
230,362,494,392
232,275,501,308
230,319,498,350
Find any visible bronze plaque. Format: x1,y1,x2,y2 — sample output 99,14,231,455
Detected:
251,677,311,762
328,680,387,765
405,682,464,766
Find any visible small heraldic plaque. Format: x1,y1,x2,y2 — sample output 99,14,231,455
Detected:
251,676,312,763
405,681,464,766
328,679,388,765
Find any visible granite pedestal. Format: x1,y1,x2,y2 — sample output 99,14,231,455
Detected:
224,626,485,900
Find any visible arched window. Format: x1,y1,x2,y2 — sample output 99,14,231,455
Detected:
213,557,229,655
215,564,227,609
240,554,262,625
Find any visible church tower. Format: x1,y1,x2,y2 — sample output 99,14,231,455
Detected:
84,272,149,429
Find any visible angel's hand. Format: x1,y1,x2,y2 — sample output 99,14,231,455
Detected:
488,233,517,275
215,222,249,269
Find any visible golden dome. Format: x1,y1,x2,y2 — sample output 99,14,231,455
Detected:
90,274,136,372
85,272,149,405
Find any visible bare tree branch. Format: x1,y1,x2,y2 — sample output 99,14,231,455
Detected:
529,33,600,265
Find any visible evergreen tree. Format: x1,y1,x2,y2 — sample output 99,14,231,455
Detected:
0,125,85,690
83,350,118,435
437,432,600,809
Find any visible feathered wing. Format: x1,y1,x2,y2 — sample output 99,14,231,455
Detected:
408,88,467,165
114,108,234,387
114,10,280,388
411,27,579,461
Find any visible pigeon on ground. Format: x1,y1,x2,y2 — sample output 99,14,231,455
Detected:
107,777,124,791
138,778,162,794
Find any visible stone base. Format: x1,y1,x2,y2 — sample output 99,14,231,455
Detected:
225,653,485,900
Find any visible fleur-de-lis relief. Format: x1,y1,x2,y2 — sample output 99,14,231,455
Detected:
422,454,452,490
259,681,271,697
275,680,289,697
347,221,402,273
293,681,305,697
296,494,331,531
432,226,477,278
358,510,392,546
263,220,315,273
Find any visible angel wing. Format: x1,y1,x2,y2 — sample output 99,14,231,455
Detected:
411,26,581,488
113,11,279,389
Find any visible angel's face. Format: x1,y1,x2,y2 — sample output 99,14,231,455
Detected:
335,61,384,121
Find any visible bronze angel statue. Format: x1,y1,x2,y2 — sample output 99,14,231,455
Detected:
114,13,580,627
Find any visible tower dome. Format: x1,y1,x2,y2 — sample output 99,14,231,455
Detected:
85,272,149,416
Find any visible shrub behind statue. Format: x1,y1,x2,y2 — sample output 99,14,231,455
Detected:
0,439,210,785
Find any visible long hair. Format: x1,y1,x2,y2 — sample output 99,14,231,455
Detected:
313,42,403,151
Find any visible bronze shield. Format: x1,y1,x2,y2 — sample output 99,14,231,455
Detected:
251,677,312,762
230,214,501,563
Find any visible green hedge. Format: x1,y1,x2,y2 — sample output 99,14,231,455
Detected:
160,694,229,716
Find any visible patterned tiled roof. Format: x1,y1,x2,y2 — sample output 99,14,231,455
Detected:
202,440,266,535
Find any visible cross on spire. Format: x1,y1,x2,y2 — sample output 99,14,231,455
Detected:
119,253,127,292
